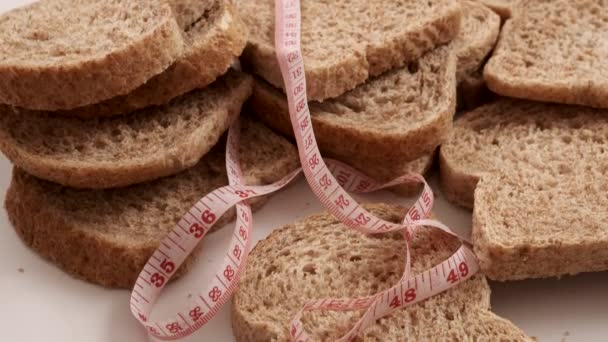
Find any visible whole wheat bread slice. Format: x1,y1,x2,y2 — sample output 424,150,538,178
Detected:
476,0,518,20
455,1,500,82
439,99,608,280
0,71,252,189
484,0,608,109
232,204,530,341
250,45,457,164
0,0,184,110
4,118,299,288
234,0,461,101
57,0,248,118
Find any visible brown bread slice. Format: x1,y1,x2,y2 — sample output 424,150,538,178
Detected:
57,0,248,118
4,118,300,288
477,0,518,20
0,71,252,189
0,0,184,110
234,0,461,101
484,0,608,109
250,45,457,165
232,204,530,341
439,99,608,280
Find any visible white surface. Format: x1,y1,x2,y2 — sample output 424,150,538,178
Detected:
0,1,607,341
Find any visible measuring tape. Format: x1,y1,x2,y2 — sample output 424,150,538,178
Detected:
129,0,479,340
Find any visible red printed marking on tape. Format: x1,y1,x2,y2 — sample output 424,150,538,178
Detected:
129,0,479,340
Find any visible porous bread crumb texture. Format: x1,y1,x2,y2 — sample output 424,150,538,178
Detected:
235,0,462,100
232,204,530,341
484,0,608,109
56,0,249,118
0,0,185,110
476,0,518,20
4,118,300,288
439,99,608,280
0,71,252,189
250,45,457,164
455,1,500,82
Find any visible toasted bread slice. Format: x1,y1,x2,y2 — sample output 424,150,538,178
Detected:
484,0,608,109
58,0,248,118
455,1,500,82
4,118,299,288
477,0,517,20
232,204,530,341
439,99,608,280
234,0,461,101
250,45,456,164
0,0,184,110
0,71,252,189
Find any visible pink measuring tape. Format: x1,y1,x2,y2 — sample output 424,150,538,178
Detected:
129,0,479,340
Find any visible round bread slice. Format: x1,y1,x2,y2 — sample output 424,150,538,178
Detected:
0,0,184,110
235,0,461,101
250,45,457,164
232,204,530,341
0,71,252,189
56,0,249,118
4,118,300,288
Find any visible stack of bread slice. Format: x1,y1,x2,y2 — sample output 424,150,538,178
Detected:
237,0,500,194
232,0,530,340
439,0,608,282
0,0,299,288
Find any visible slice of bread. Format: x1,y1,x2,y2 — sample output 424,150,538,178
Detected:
250,45,457,164
4,117,300,288
477,0,517,20
0,0,184,110
455,1,500,82
0,71,252,189
232,204,530,341
439,99,608,280
235,0,461,101
57,0,249,118
484,0,608,109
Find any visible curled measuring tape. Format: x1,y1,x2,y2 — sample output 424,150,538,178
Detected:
129,0,479,340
